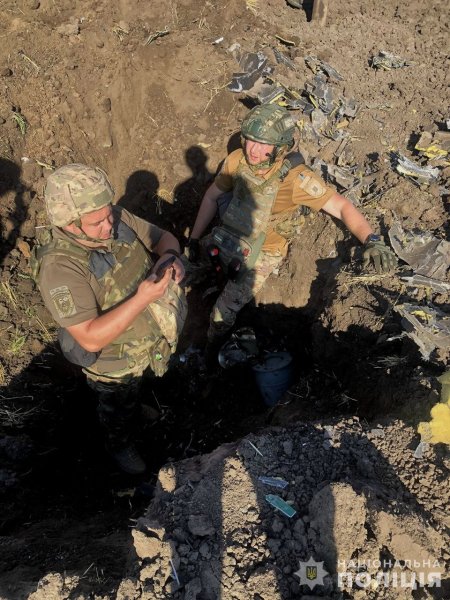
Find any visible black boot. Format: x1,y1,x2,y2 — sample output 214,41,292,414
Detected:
108,444,146,475
204,323,230,372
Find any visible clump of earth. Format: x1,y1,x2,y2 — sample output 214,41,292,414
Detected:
0,0,448,598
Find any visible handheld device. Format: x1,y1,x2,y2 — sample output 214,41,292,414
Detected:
153,255,176,282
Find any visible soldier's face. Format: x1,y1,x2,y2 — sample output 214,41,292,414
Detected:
80,205,113,240
244,139,275,166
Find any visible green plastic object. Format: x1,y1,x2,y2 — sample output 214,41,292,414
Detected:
265,494,296,518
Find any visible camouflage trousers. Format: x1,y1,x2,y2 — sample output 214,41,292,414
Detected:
83,337,171,451
208,249,284,340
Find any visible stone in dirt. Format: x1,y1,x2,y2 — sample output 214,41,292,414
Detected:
187,514,215,537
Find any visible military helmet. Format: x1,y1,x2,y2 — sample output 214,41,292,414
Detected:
44,164,114,227
241,104,296,147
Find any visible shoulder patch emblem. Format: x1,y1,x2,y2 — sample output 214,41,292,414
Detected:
50,285,77,319
297,173,326,198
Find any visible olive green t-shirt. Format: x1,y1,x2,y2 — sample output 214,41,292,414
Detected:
38,207,164,327
215,149,336,254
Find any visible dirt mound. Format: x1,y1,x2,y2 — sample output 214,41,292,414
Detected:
0,0,449,598
126,419,448,598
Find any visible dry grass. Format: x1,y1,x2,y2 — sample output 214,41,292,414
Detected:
0,136,12,159
18,50,40,73
343,273,392,285
112,23,129,42
35,316,54,343
375,356,408,367
170,0,179,26
25,306,55,343
158,187,175,206
246,0,259,14
0,281,18,309
0,363,5,386
197,61,230,113
144,28,170,46
0,396,38,427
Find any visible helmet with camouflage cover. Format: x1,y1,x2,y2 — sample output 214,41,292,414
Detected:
241,104,296,148
44,164,114,227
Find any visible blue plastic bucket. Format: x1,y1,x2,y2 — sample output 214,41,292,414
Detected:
252,352,293,407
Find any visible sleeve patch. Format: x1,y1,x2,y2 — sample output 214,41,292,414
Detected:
49,285,77,319
297,173,326,198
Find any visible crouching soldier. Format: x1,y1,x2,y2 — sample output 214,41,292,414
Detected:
187,104,396,357
32,164,187,474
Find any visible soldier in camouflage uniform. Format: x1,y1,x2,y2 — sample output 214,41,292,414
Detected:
32,164,187,474
187,104,396,354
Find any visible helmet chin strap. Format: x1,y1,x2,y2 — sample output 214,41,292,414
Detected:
64,219,114,250
244,143,286,172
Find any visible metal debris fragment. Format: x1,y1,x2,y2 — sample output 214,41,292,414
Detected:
394,303,450,361
256,80,304,109
413,441,429,459
371,50,411,70
390,152,439,184
169,558,180,586
248,441,264,457
324,164,360,189
258,476,289,489
305,55,343,81
273,48,296,71
400,274,450,294
305,75,335,114
228,51,273,93
415,130,450,160
389,221,450,282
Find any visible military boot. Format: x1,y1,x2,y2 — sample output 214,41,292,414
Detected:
109,444,146,475
204,322,230,371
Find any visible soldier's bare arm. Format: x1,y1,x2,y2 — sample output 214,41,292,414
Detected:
321,192,373,243
66,268,173,352
190,182,224,240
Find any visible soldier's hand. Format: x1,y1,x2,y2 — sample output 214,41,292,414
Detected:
362,239,397,273
137,268,172,304
185,238,200,263
153,254,185,284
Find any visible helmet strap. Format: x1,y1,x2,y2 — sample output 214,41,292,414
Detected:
64,219,114,249
243,143,288,172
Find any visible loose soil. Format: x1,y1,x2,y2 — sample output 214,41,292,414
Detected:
0,1,448,599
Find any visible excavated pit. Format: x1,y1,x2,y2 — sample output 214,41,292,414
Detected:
0,0,449,597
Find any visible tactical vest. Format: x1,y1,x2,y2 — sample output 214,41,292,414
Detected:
211,153,302,269
31,207,187,375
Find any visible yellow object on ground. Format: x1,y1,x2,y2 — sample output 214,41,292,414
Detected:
418,371,450,444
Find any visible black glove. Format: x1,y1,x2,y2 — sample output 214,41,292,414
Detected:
186,238,200,263
362,237,397,273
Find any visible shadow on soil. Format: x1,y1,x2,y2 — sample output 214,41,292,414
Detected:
0,282,443,597
0,156,445,598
